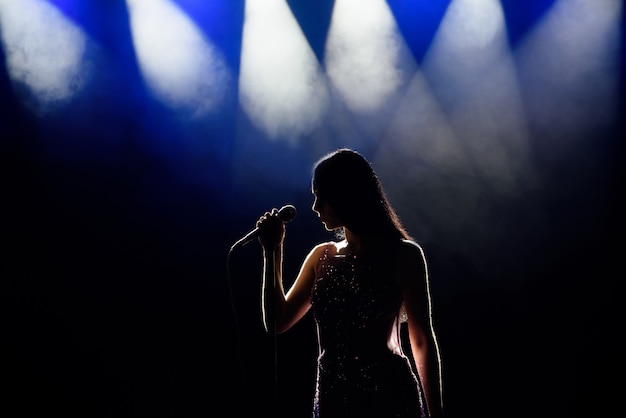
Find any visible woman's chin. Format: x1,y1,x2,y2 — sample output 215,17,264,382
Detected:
322,222,340,231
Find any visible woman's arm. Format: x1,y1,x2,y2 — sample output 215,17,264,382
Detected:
275,243,325,333
257,209,324,334
398,240,444,418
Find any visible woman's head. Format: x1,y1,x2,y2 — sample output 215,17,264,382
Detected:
311,148,409,240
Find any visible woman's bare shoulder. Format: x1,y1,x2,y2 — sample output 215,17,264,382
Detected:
302,241,339,277
396,239,427,267
306,241,339,260
398,239,425,254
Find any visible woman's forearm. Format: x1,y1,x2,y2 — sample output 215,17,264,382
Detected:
261,245,284,333
414,338,443,418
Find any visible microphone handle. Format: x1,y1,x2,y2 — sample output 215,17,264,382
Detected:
230,205,296,252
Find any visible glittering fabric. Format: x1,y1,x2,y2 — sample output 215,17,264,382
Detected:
310,243,429,418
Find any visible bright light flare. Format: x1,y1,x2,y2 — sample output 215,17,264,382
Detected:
0,0,93,114
515,0,623,140
325,0,413,114
419,0,535,195
125,0,231,118
424,0,510,107
376,0,539,255
239,0,329,143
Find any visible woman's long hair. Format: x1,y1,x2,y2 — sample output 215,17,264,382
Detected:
312,148,410,241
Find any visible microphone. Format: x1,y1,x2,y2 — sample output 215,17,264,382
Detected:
230,205,297,251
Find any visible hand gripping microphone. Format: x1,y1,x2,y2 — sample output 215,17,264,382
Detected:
230,205,297,251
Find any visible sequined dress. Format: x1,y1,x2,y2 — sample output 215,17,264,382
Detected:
310,243,429,418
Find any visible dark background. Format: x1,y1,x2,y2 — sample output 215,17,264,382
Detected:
2,1,623,417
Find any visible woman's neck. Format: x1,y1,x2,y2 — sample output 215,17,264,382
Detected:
343,228,363,253
342,227,400,253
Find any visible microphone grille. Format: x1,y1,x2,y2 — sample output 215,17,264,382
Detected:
278,205,297,223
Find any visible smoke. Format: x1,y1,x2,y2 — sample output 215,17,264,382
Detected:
126,0,232,119
515,0,623,141
324,0,414,114
0,0,94,114
238,0,330,144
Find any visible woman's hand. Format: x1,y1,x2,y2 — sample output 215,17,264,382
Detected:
256,208,286,249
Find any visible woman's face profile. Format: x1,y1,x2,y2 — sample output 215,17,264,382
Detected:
312,188,341,231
